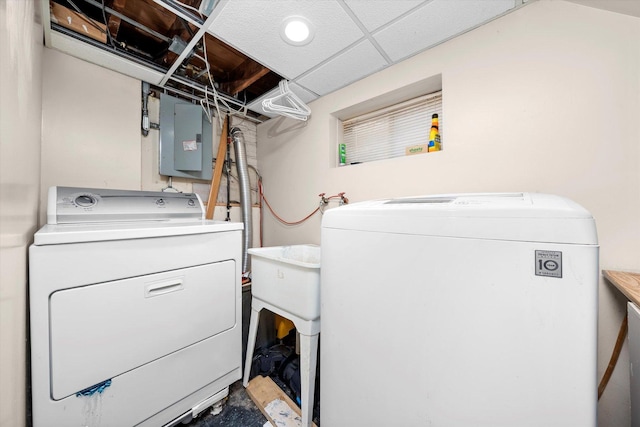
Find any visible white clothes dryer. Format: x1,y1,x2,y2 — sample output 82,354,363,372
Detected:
29,187,243,427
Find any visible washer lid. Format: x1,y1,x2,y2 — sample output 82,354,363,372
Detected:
33,219,243,245
321,193,598,245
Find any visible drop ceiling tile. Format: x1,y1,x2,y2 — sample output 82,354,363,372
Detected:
297,40,388,96
374,0,516,62
208,0,365,79
343,0,427,32
246,82,318,118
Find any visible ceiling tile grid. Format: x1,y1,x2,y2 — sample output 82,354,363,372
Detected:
342,0,427,32
373,0,517,62
297,39,389,96
208,0,365,79
42,0,538,121
208,0,521,115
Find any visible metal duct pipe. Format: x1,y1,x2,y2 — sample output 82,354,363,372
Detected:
231,127,252,273
142,82,151,136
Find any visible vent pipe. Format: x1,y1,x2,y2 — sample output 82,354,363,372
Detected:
231,127,252,274
142,82,151,136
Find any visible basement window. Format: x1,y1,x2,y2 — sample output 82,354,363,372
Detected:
339,91,442,166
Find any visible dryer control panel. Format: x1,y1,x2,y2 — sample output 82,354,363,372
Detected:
48,186,204,224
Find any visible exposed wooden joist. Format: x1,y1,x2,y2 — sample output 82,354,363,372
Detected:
50,1,107,44
107,0,128,37
158,10,219,87
221,59,271,96
151,0,204,28
47,0,279,111
79,0,171,43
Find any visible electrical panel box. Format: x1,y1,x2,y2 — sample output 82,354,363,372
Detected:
159,93,213,181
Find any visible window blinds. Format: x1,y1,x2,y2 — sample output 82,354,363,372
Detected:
341,91,442,165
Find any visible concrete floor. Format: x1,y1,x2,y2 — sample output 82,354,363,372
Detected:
186,380,267,427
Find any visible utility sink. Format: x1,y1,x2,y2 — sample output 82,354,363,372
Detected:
248,245,321,321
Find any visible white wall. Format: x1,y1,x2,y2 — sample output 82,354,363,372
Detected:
0,1,42,426
257,2,640,426
40,48,142,223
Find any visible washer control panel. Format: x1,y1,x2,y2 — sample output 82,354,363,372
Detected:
48,187,204,224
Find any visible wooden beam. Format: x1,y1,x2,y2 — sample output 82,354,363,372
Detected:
205,115,229,220
107,15,121,36
50,1,107,44
220,59,271,95
107,0,128,37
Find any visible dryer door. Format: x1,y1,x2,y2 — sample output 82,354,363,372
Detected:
49,260,236,400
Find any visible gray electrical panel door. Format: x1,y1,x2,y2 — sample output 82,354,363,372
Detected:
174,103,203,171
159,93,213,180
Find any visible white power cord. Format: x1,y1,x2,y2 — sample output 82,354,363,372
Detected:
174,0,247,129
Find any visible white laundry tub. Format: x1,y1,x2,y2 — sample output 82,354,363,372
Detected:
248,245,321,321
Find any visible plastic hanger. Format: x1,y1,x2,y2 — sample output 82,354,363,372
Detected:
262,80,311,121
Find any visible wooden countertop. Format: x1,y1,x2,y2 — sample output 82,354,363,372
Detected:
603,270,640,307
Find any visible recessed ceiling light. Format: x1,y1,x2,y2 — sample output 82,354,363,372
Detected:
281,16,315,46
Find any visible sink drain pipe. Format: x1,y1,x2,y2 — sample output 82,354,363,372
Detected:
231,127,252,274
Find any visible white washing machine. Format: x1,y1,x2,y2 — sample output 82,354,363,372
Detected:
29,187,243,427
320,193,599,427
